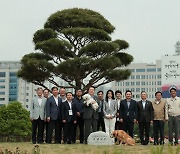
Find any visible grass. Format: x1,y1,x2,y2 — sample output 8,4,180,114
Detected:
0,142,179,154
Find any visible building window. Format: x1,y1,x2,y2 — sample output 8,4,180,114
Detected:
136,75,140,79
26,99,29,102
141,88,145,92
136,69,145,72
0,72,6,77
125,82,129,86
157,88,161,91
131,88,135,92
136,94,140,98
157,81,161,85
0,98,5,101
0,92,5,95
141,75,146,79
157,75,161,79
131,82,135,86
157,68,161,72
136,88,140,92
27,87,29,90
131,75,135,79
136,82,140,86
10,72,17,77
0,79,5,82
26,93,29,96
0,85,5,89
147,68,156,72
141,81,146,85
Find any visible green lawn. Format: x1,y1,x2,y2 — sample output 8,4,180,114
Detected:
0,142,179,154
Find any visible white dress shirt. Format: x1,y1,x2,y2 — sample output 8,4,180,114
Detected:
68,101,72,109
38,96,43,106
142,100,146,110
53,96,59,106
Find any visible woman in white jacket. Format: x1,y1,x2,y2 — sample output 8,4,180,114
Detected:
103,90,117,136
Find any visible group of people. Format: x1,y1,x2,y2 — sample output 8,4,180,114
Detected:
30,86,180,146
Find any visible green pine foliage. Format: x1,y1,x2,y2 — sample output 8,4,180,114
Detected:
17,8,133,92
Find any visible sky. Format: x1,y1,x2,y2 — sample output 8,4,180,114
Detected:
0,0,180,63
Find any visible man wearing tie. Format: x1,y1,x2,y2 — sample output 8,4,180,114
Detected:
30,87,47,144
62,92,77,144
137,91,153,145
46,87,62,144
119,90,137,138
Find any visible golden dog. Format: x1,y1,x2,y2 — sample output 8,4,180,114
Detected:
112,130,135,146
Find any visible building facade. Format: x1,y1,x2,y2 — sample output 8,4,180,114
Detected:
112,60,162,101
0,61,20,106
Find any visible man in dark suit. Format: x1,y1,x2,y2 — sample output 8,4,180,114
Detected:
61,92,77,144
119,90,137,138
137,91,153,145
83,86,99,144
97,91,105,132
46,87,62,144
30,87,47,144
115,90,123,131
43,88,50,143
72,89,84,143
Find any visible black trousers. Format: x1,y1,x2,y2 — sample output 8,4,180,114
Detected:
47,119,62,143
123,118,134,138
32,117,44,143
73,117,84,143
115,121,124,130
63,120,74,143
139,121,150,144
84,117,97,142
153,120,165,143
44,121,48,142
97,113,105,132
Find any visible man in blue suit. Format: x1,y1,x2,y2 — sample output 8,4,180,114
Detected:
46,87,62,143
119,90,137,138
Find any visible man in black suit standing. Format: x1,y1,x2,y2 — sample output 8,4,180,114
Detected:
72,89,84,143
46,87,62,144
119,90,137,138
97,91,105,132
83,86,99,144
61,92,77,144
137,91,153,145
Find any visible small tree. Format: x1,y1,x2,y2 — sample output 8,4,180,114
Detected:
0,102,31,141
17,8,133,92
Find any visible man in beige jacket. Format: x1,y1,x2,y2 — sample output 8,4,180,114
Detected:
166,87,180,146
152,91,167,145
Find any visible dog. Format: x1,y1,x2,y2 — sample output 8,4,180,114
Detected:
112,130,135,146
82,94,99,111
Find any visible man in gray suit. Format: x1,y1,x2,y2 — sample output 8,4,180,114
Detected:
30,87,47,144
83,86,99,144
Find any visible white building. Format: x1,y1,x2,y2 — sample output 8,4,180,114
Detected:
111,60,162,101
